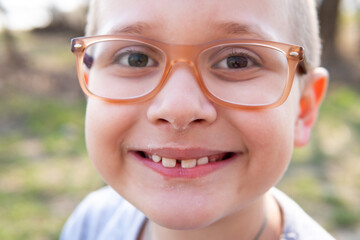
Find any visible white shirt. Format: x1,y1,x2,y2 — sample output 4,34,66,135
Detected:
60,186,335,240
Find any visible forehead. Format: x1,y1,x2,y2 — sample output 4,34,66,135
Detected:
95,0,292,44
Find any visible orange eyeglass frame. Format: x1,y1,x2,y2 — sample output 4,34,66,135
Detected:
71,35,307,110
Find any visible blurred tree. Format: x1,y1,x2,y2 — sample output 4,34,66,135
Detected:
0,0,27,73
318,0,341,62
318,0,359,88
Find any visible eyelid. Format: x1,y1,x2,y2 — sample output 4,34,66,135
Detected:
116,44,162,59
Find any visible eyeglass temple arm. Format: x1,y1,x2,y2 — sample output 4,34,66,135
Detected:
297,59,307,75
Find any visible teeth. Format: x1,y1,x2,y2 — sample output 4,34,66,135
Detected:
181,159,197,168
152,154,161,163
197,157,209,165
148,153,225,168
162,157,177,168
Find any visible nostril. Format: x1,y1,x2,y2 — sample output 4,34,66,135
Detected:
193,119,203,123
158,118,169,124
153,115,208,131
155,118,183,129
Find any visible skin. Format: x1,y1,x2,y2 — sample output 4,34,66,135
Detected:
85,0,328,239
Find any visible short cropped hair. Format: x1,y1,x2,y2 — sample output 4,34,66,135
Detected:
85,0,321,70
287,0,321,71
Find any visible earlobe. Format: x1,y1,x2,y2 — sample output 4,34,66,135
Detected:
294,67,329,147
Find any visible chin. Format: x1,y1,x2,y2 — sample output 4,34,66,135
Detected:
138,195,228,230
150,209,220,230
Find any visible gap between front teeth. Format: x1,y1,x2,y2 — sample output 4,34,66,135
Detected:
150,154,214,169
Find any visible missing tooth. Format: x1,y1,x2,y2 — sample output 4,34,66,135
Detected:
222,152,234,160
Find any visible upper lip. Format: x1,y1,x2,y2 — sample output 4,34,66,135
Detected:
132,147,236,160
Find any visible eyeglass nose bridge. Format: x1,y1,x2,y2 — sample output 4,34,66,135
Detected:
161,44,205,88
166,59,200,85
161,57,203,88
160,43,202,78
167,44,199,60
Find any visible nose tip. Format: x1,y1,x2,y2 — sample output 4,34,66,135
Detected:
147,64,217,131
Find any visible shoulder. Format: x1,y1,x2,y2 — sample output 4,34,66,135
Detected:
60,186,146,240
271,188,336,240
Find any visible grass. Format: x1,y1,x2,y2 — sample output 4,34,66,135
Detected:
0,91,104,240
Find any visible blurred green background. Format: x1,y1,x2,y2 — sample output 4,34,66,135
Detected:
0,0,359,239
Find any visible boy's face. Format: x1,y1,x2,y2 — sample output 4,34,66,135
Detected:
86,0,306,229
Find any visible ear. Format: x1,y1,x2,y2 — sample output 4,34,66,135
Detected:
83,65,90,85
294,67,329,147
84,72,89,85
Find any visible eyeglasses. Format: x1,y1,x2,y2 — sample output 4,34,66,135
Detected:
71,35,306,109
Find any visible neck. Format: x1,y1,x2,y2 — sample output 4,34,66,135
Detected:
140,193,283,240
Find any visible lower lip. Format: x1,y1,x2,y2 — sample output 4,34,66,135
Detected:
131,152,238,179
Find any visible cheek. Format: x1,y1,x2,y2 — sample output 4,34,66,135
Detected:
226,107,297,183
248,88,300,168
256,112,294,170
85,99,141,182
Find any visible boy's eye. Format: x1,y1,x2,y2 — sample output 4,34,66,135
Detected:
213,52,259,70
225,55,249,69
128,53,148,67
114,51,157,68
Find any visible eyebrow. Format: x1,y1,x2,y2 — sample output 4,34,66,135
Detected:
108,21,273,41
215,22,273,40
108,22,153,35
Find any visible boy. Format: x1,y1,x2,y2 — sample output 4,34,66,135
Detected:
61,0,335,239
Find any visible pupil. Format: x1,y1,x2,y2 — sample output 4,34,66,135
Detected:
227,56,248,69
128,53,148,67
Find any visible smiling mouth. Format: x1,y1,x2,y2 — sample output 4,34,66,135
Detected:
137,151,235,169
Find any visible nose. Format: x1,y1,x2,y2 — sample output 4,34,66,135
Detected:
147,63,217,131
